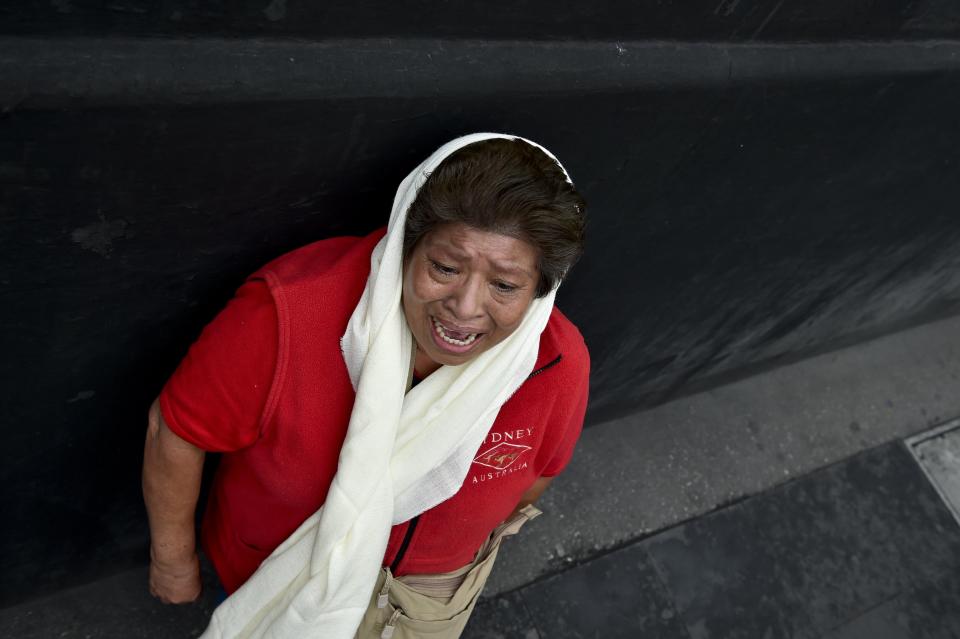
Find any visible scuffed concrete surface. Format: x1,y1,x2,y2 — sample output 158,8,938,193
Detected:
485,313,960,595
69,210,134,258
0,562,221,638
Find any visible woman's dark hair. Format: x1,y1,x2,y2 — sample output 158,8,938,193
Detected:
403,138,586,298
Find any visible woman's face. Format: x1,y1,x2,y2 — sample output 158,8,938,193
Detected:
402,222,540,369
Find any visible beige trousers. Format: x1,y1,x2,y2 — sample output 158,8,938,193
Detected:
354,504,542,639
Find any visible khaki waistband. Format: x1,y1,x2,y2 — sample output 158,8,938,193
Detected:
394,503,542,599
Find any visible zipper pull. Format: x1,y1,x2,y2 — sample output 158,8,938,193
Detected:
377,574,391,609
381,608,402,639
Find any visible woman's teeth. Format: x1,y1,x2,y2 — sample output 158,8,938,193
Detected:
432,318,479,346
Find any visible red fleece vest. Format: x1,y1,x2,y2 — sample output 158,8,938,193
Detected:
163,229,589,593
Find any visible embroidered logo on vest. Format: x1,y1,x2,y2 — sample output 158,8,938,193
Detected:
473,442,531,471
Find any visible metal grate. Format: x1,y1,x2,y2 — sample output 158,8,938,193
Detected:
906,419,960,528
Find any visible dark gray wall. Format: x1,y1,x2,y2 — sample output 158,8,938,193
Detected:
3,1,960,606
2,0,960,40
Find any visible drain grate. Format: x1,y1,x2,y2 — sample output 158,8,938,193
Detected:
907,419,960,528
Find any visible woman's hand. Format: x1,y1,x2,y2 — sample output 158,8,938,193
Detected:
149,550,202,604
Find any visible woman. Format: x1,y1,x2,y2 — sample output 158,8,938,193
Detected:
143,133,589,638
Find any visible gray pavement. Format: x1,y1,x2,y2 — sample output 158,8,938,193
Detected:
487,313,960,595
466,433,960,638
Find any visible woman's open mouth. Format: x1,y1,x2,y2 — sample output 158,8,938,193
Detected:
430,316,485,354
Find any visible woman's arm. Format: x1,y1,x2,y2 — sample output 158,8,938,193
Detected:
142,398,206,604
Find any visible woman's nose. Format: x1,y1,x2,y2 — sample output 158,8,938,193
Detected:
445,276,484,320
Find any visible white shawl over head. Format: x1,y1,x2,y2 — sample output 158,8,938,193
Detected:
202,133,574,639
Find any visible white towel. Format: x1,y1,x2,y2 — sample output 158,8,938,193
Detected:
201,133,573,639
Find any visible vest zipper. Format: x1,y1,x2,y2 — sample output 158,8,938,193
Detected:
390,515,419,573
526,354,562,381
388,353,561,573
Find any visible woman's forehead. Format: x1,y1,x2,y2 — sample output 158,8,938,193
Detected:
422,223,538,277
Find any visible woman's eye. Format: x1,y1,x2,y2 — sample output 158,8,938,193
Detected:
430,260,458,276
494,281,518,293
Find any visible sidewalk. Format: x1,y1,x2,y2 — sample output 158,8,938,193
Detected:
463,425,960,638
3,315,959,638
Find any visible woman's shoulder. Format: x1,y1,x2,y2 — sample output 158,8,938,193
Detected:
540,305,589,380
249,227,386,288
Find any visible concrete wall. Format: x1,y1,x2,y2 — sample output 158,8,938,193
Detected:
2,1,960,605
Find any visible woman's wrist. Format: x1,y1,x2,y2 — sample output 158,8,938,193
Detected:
149,526,197,567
